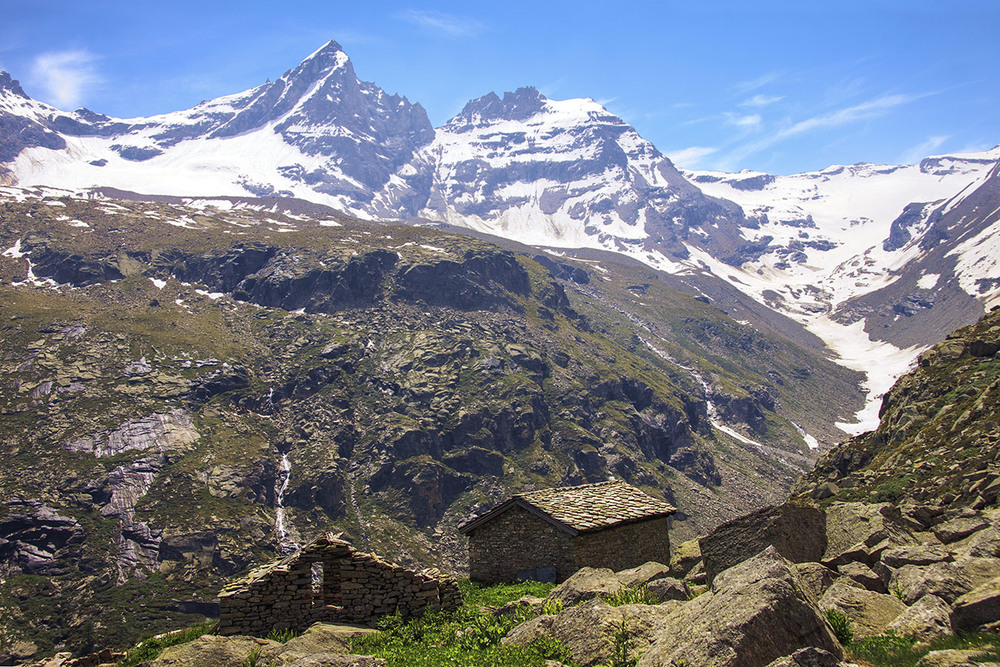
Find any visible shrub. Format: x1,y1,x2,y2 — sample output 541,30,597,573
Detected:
240,646,262,667
541,598,563,615
607,617,637,667
825,608,853,645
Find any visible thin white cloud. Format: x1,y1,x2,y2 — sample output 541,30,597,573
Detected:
713,92,927,171
31,50,100,109
666,146,718,168
776,94,918,140
898,135,950,165
396,10,484,38
724,112,762,130
740,94,783,108
733,72,781,94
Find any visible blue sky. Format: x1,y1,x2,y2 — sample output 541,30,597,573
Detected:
1,1,997,174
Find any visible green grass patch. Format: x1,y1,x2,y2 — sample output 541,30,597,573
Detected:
460,579,557,608
603,584,656,607
349,580,571,667
117,621,217,667
846,631,1000,667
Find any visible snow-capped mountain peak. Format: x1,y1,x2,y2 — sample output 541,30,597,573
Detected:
2,39,999,434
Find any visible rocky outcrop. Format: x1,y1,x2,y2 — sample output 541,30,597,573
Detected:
699,504,827,583
0,497,83,576
65,409,198,457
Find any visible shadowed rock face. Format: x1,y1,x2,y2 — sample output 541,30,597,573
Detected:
0,498,83,576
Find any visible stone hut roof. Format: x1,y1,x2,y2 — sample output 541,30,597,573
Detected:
458,480,676,536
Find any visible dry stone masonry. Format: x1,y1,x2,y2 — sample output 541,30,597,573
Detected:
217,533,462,636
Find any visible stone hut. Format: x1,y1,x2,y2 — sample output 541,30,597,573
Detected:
217,533,462,636
459,480,676,583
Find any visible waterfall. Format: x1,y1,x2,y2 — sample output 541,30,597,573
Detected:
274,450,294,554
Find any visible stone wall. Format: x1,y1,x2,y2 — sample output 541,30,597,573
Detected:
217,534,462,636
467,504,575,582
573,516,671,573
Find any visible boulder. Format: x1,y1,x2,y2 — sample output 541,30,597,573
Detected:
933,516,989,544
823,503,915,565
700,504,827,583
684,560,707,585
951,576,1000,632
891,562,973,604
636,547,842,667
669,538,702,578
793,563,839,601
545,567,622,606
261,623,375,664
956,556,1000,590
615,561,672,588
838,562,885,592
145,634,281,666
646,577,689,603
915,649,992,667
885,594,953,641
763,647,845,667
954,526,1000,558
881,545,953,568
493,595,545,619
818,580,906,640
502,597,670,667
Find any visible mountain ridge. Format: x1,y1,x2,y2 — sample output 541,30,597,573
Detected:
1,38,999,435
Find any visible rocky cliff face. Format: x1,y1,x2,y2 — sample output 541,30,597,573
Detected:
0,194,862,656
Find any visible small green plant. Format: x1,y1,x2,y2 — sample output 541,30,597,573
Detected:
541,598,563,615
825,608,853,645
603,584,656,607
265,627,298,644
890,580,906,601
607,617,637,667
240,646,262,667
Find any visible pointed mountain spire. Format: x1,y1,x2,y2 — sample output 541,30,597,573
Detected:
0,71,28,98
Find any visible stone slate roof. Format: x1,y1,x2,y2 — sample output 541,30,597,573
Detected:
459,480,676,536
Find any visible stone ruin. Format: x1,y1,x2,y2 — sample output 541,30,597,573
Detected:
217,533,462,636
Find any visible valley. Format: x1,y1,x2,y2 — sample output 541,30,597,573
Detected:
0,35,998,662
